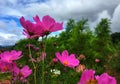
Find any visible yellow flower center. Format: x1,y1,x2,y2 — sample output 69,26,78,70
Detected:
86,79,98,84
18,72,23,77
3,66,8,71
63,61,69,66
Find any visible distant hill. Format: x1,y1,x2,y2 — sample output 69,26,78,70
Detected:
0,46,4,49
0,45,13,51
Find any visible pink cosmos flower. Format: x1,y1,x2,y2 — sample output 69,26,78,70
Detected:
20,15,63,38
33,15,63,36
0,50,22,63
55,50,79,68
78,69,117,84
20,16,41,38
13,65,32,82
96,73,116,84
0,61,12,72
78,69,96,84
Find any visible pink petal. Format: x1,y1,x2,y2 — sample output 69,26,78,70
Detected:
55,52,62,60
49,22,63,32
61,50,69,60
97,73,116,84
25,20,34,32
33,15,41,23
78,69,95,84
21,65,32,78
23,30,30,38
20,16,26,28
34,23,43,35
42,15,55,29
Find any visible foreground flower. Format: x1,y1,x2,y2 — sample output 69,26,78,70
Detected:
33,15,63,36
55,50,79,68
96,73,116,84
20,16,37,38
20,15,63,38
78,69,116,84
0,61,12,72
0,50,22,63
13,65,32,82
78,69,96,84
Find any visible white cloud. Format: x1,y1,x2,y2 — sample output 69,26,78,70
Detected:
0,32,24,46
0,32,16,40
1,0,119,20
0,33,24,46
88,10,111,30
0,19,24,46
111,4,120,32
0,0,120,45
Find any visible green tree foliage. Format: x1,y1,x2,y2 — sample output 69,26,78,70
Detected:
110,42,120,72
45,18,116,74
94,18,115,62
70,18,91,54
111,32,120,44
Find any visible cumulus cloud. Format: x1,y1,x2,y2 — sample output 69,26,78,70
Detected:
12,0,117,21
0,32,23,46
111,4,120,32
1,0,120,19
0,0,120,45
0,19,24,46
88,10,111,30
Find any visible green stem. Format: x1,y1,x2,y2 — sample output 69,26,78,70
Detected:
41,37,44,84
42,57,44,84
41,35,47,84
34,68,37,84
28,42,37,84
26,80,30,84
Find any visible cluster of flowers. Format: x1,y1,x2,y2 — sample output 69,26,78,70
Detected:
78,69,116,84
55,50,116,84
0,50,32,82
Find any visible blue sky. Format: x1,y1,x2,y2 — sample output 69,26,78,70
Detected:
0,0,120,46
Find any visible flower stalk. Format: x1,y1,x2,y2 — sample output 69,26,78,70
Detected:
28,42,37,84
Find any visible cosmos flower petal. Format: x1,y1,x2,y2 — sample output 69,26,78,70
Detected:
49,22,63,32
97,73,116,84
56,50,80,68
42,15,55,29
0,50,22,63
33,15,41,23
20,16,26,28
55,52,62,61
78,69,95,84
61,50,69,60
20,65,32,78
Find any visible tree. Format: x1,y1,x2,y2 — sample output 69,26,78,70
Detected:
94,18,115,67
111,32,120,44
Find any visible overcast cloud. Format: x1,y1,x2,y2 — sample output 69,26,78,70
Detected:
0,0,120,46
